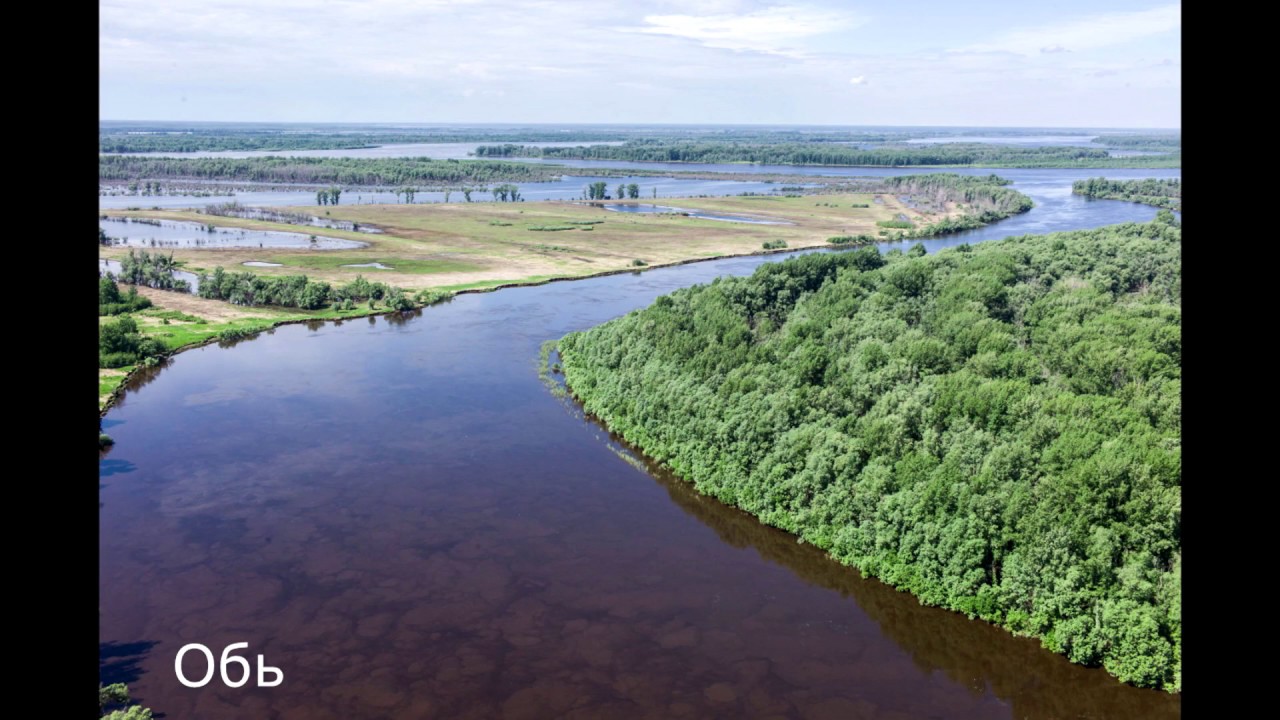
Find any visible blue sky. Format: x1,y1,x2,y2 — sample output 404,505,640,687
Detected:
99,0,1180,128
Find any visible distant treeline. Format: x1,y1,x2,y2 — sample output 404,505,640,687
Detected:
98,128,1016,153
475,141,1180,168
99,156,563,187
559,216,1182,691
1072,177,1181,211
1094,135,1181,152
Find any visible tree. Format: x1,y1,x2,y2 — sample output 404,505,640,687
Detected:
617,184,626,200
100,682,153,719
628,183,640,199
99,277,122,305
463,187,473,202
330,187,342,205
444,189,452,203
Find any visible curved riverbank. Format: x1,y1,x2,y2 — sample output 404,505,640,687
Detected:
99,169,1181,719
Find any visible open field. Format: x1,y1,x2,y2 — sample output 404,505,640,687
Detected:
101,193,954,291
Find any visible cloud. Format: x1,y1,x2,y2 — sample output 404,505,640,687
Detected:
1040,45,1069,54
629,4,865,56
849,75,867,85
960,3,1180,55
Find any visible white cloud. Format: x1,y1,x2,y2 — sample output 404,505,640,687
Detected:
629,5,865,55
849,75,867,85
961,3,1180,55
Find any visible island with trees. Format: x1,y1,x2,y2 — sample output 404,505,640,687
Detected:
556,215,1182,691
1072,178,1181,211
475,141,1180,168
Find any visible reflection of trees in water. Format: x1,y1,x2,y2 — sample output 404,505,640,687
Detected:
109,359,170,411
383,309,420,326
588,418,1181,719
100,640,159,687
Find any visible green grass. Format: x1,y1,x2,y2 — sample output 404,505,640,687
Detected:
138,309,206,323
441,274,562,292
99,371,131,398
265,256,479,274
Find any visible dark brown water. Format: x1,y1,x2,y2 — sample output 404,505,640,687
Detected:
100,178,1181,719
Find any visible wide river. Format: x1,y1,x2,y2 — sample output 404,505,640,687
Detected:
100,163,1182,719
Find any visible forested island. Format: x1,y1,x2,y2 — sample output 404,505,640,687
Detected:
1073,178,1181,211
475,141,1180,168
1092,135,1181,152
558,215,1181,691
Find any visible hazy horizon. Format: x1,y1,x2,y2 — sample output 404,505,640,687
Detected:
101,1,1180,128
99,120,1179,131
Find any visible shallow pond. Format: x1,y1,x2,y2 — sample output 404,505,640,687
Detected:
99,217,366,249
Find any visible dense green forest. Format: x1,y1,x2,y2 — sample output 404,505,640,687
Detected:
474,141,1181,168
1073,178,1182,211
1093,135,1181,152
99,156,563,187
558,217,1181,690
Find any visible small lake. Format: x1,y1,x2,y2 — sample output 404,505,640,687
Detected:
341,262,394,269
242,261,283,267
99,217,366,249
600,203,793,225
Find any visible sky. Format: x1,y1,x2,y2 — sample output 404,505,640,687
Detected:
99,0,1180,128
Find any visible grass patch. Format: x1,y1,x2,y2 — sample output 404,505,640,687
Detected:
528,225,577,232
266,256,479,274
139,309,205,323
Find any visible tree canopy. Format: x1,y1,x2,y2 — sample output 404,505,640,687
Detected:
559,217,1182,691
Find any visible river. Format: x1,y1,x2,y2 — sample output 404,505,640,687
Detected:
99,166,1181,718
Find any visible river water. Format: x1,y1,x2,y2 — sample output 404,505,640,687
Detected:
99,165,1182,718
